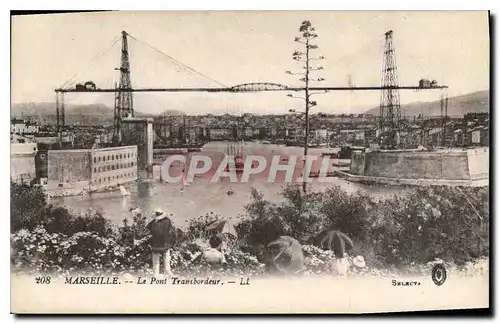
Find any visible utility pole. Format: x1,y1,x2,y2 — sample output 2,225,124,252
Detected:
443,92,448,147
56,92,60,146
182,115,187,144
286,20,326,193
440,91,449,147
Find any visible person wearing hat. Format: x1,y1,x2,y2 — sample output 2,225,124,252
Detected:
352,255,366,269
146,208,175,278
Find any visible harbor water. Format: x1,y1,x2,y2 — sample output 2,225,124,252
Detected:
50,142,407,227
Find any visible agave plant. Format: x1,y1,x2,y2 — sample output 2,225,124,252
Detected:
320,230,354,259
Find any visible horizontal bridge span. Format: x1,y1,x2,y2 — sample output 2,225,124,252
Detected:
55,85,448,93
229,82,290,91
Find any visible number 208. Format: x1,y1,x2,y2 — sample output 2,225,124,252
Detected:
35,276,51,284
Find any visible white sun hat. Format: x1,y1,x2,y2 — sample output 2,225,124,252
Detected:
352,255,366,268
153,208,164,215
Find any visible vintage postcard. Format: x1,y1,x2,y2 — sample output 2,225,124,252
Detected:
10,11,489,314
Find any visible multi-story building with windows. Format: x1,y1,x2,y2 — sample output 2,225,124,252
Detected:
44,145,138,195
89,146,138,190
11,118,40,135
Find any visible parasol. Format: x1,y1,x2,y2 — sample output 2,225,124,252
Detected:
266,236,304,274
205,219,238,238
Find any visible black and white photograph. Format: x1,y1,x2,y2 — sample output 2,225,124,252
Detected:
10,10,490,314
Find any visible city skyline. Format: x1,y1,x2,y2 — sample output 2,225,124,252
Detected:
12,11,489,115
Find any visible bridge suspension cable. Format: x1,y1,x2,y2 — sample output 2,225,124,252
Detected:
59,35,121,90
326,37,383,71
127,33,227,88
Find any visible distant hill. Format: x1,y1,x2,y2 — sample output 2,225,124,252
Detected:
11,102,112,116
365,90,489,117
10,102,153,125
158,109,186,116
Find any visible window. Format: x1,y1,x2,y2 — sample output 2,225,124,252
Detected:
112,165,115,171
99,178,101,183
98,156,101,162
94,157,97,163
108,177,110,181
112,155,114,160
93,168,97,173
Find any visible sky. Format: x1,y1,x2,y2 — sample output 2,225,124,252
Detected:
11,11,489,115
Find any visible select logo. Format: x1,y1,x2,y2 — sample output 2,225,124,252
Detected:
431,264,447,286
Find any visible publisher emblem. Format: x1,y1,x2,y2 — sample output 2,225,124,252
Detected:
431,264,447,286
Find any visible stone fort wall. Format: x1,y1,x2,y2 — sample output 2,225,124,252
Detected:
350,148,489,181
46,145,138,195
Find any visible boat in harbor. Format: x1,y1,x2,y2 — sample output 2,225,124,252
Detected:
333,145,366,159
285,140,302,147
119,185,131,196
153,142,205,152
224,141,246,173
309,170,337,178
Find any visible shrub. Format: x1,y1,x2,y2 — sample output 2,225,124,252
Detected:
117,212,150,246
238,185,328,247
236,188,283,249
318,186,374,241
185,212,222,237
239,184,489,269
369,186,489,266
10,182,113,237
277,185,328,243
11,182,47,232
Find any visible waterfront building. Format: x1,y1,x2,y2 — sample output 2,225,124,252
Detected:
44,145,138,196
10,142,38,184
10,118,40,135
209,128,232,140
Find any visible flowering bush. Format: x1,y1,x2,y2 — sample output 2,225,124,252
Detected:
302,244,335,275
11,226,131,273
172,248,266,277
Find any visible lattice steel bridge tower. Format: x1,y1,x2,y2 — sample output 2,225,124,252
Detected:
114,30,134,144
379,30,402,149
